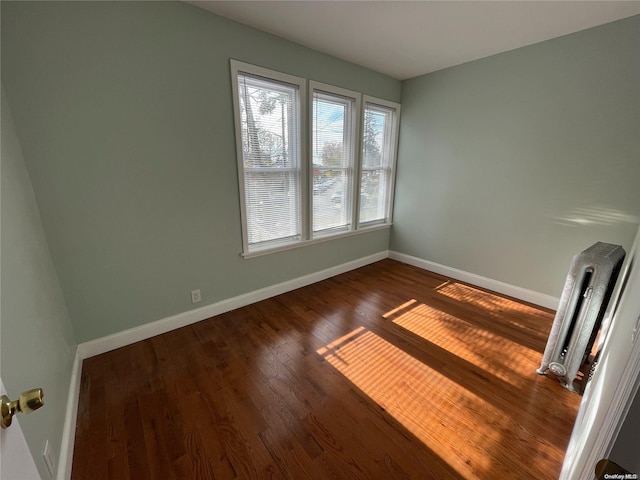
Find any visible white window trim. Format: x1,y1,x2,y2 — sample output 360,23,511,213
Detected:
358,96,401,229
230,60,308,255
309,81,362,239
242,223,392,259
230,60,400,258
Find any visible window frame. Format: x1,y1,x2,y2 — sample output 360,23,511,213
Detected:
358,96,401,229
230,60,308,255
230,60,400,258
309,81,362,239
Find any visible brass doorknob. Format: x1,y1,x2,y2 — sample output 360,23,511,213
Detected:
1,388,44,429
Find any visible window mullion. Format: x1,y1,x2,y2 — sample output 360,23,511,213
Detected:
353,94,364,230
298,80,310,242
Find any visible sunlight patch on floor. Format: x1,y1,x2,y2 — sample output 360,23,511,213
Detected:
315,296,574,479
316,326,366,357
382,299,418,319
390,302,540,386
317,328,499,477
436,282,543,318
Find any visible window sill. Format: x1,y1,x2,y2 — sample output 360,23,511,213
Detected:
241,223,392,259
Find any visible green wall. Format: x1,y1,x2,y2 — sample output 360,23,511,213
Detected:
1,87,77,479
1,1,401,343
392,16,640,297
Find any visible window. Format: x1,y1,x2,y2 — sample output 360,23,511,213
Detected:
231,61,306,252
311,83,359,236
231,61,400,257
360,98,400,226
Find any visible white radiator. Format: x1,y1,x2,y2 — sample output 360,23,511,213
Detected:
537,242,625,392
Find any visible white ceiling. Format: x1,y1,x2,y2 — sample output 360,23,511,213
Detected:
186,1,640,80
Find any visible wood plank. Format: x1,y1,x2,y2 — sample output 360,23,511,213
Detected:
71,259,580,479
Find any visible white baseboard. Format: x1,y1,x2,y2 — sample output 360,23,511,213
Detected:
77,250,389,359
57,350,82,480
388,251,559,310
74,249,556,360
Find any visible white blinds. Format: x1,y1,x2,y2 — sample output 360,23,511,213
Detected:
360,102,396,225
237,72,302,247
312,90,357,235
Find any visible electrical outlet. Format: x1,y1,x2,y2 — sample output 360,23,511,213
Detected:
43,440,55,477
191,289,201,303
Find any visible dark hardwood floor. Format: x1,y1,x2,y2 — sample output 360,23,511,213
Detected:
72,259,581,479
